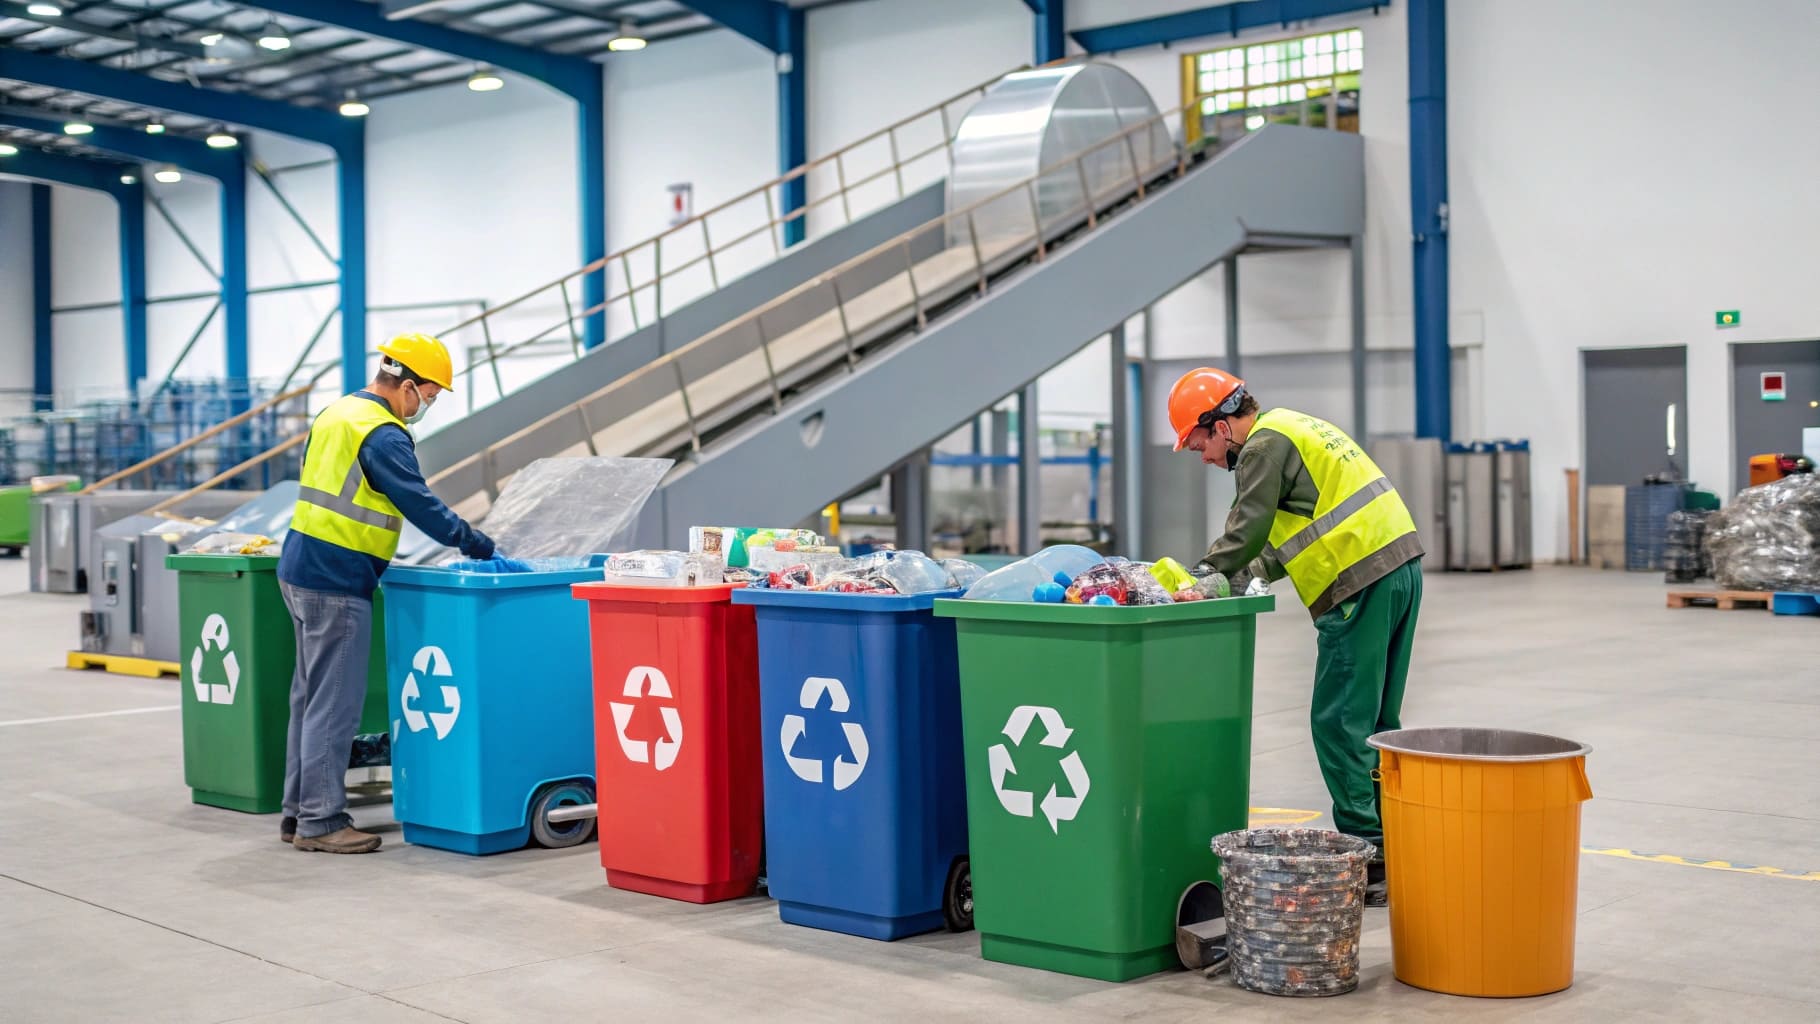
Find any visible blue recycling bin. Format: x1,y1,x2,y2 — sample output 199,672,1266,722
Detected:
731,587,971,940
380,559,604,855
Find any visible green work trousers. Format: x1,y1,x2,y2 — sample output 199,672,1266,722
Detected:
1310,557,1423,847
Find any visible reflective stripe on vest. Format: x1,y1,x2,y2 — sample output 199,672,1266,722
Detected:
290,393,408,561
1256,408,1419,613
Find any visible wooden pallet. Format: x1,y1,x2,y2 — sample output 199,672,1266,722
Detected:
1665,590,1771,611
66,651,181,678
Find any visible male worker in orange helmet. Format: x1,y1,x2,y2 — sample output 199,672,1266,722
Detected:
276,333,499,853
1168,367,1423,904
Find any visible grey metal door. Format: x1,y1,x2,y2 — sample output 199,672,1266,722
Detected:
1582,346,1688,487
1731,340,1820,493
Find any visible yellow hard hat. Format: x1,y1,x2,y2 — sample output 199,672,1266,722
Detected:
376,333,454,391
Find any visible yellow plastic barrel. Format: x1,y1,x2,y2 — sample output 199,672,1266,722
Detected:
1368,727,1593,997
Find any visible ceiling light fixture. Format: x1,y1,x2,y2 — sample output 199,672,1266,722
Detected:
338,90,370,118
467,66,504,92
257,21,291,51
27,3,64,18
154,165,182,184
206,128,238,148
120,172,138,185
607,21,646,51
63,120,93,135
200,32,224,46
0,143,18,156
144,120,165,134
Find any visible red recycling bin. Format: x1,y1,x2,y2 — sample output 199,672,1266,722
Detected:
572,582,763,903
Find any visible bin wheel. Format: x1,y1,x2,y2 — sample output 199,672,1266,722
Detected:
942,857,973,932
530,780,595,849
0,546,20,559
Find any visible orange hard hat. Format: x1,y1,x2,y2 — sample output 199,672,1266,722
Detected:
1167,367,1246,451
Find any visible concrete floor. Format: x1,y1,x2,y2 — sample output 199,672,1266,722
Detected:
2,559,1817,1023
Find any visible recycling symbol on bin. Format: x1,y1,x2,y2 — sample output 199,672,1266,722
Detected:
780,676,869,791
189,613,240,705
399,645,461,740
988,705,1091,833
610,666,684,771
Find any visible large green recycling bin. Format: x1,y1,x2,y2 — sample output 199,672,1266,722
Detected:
168,553,388,813
933,594,1273,982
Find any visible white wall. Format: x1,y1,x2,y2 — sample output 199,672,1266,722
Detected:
0,181,35,404
1449,0,1820,559
605,29,777,328
48,186,126,401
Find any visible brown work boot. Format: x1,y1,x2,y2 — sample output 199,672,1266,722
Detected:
292,827,382,854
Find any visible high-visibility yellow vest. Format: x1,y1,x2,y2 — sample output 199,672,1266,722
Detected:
290,394,407,561
1256,408,1420,617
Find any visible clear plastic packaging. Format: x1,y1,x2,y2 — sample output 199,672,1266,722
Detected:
880,551,952,595
1115,562,1175,605
603,549,689,586
1705,474,1820,592
963,544,1106,602
1066,563,1129,605
941,558,987,591
187,532,280,555
478,456,671,561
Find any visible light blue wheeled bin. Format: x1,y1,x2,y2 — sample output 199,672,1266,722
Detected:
380,558,604,855
730,587,971,940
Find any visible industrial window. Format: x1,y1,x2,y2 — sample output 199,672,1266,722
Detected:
1182,28,1362,149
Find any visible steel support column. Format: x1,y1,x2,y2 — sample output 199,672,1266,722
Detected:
1108,320,1129,554
30,184,51,410
118,177,148,391
1018,385,1041,554
1409,0,1451,440
1024,0,1067,64
1223,258,1240,375
1350,233,1367,436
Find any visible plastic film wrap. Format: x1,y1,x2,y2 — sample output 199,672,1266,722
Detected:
477,456,672,560
1705,474,1820,592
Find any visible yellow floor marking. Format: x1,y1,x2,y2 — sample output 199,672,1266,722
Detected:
1582,847,1820,883
1247,807,1325,827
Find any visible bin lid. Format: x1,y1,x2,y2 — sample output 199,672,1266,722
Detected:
572,581,741,604
384,555,607,590
933,593,1273,624
730,587,962,611
1367,727,1591,762
167,552,279,574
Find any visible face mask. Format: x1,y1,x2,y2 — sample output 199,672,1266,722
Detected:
403,381,435,425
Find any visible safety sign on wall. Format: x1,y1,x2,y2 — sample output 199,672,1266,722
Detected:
989,705,1091,833
780,676,869,791
190,613,240,705
611,665,684,771
399,645,461,741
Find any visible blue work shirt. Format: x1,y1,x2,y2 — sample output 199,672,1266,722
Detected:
277,391,490,598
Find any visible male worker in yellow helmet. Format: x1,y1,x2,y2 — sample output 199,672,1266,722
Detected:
276,333,497,853
1168,367,1423,904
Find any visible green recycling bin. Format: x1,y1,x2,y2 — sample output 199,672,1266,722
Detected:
933,594,1273,982
168,553,388,813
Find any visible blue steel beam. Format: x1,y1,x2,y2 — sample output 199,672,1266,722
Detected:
3,147,147,395
675,3,806,245
1407,0,1448,440
1071,0,1389,53
1023,0,1067,64
249,0,608,348
0,108,248,388
0,47,370,392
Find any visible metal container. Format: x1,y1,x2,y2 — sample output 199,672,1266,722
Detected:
1370,437,1447,571
1210,828,1373,997
1446,444,1497,571
946,62,1174,251
137,520,209,664
1494,441,1532,568
33,490,157,593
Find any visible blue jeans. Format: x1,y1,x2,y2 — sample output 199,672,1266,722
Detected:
280,582,373,839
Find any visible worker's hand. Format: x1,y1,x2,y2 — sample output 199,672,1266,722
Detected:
460,528,496,561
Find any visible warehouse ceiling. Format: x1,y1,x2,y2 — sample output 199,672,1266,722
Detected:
0,0,847,161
